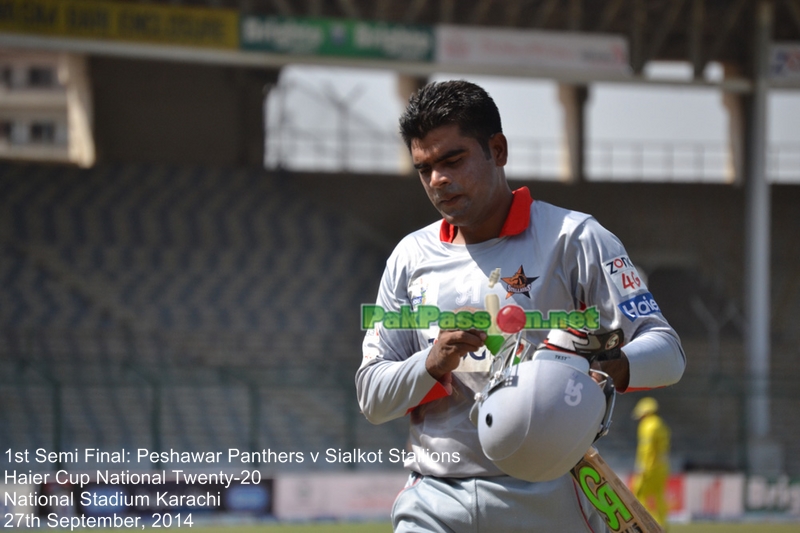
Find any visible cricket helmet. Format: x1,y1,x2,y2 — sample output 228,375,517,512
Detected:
472,335,615,482
632,397,659,420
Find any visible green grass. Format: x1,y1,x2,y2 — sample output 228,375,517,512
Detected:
73,525,391,533
255,523,800,533
84,521,800,533
221,525,391,533
670,525,800,533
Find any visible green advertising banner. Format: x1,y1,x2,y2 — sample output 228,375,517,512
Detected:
241,16,433,62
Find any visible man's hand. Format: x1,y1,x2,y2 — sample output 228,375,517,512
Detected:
591,355,630,392
426,329,487,380
539,328,630,392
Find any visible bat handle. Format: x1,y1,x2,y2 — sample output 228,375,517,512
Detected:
484,293,501,335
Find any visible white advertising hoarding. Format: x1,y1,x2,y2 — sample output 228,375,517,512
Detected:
771,43,800,79
274,471,408,521
436,25,630,75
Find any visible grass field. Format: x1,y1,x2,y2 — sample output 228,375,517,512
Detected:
257,524,798,533
245,523,800,533
176,522,800,533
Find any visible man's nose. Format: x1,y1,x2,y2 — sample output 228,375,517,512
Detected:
430,169,450,187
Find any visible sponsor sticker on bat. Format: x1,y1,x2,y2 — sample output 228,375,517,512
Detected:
604,255,645,296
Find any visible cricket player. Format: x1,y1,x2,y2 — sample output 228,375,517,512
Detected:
632,397,671,526
356,80,685,532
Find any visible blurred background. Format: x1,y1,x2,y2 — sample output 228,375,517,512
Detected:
0,0,799,526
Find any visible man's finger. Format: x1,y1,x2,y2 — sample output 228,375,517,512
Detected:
440,328,487,349
427,329,487,378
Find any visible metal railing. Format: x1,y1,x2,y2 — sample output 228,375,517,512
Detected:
768,143,800,183
265,127,800,183
587,140,732,182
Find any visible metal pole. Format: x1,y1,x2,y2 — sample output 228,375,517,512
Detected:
52,382,62,469
249,383,260,467
152,383,162,470
745,0,775,474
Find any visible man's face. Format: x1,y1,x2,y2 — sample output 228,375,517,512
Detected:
410,124,508,240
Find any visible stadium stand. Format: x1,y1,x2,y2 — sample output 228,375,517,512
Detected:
0,160,406,470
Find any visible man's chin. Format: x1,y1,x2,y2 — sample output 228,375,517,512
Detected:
438,205,470,225
440,213,465,226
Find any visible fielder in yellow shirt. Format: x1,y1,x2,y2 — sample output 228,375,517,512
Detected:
631,397,670,527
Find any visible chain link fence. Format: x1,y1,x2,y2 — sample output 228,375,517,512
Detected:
0,328,408,473
266,126,800,183
3,328,800,476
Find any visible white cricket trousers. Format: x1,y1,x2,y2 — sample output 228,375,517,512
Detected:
392,471,611,533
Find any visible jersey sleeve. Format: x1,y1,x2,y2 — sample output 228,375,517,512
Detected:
567,217,686,391
355,240,450,425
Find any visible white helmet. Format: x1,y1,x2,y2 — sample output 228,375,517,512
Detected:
472,332,616,482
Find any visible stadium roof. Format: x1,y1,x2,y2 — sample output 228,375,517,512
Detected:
108,0,799,79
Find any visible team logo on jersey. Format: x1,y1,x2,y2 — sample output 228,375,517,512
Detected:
501,265,538,298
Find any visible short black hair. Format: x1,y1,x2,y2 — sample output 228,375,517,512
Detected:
399,80,503,157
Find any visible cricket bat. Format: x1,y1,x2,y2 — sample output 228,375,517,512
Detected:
483,268,505,355
571,447,664,533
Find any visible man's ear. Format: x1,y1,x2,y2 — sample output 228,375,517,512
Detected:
489,133,508,166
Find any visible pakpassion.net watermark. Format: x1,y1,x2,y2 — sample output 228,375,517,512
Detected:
361,304,600,331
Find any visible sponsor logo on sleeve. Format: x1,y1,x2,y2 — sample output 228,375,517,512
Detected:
604,255,645,296
618,292,661,321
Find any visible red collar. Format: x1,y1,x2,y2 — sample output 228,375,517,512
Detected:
439,187,533,243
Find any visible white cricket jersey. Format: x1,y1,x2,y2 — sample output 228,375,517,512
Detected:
357,187,685,478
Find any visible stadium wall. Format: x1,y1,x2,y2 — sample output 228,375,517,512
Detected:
90,57,278,167
293,172,799,344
